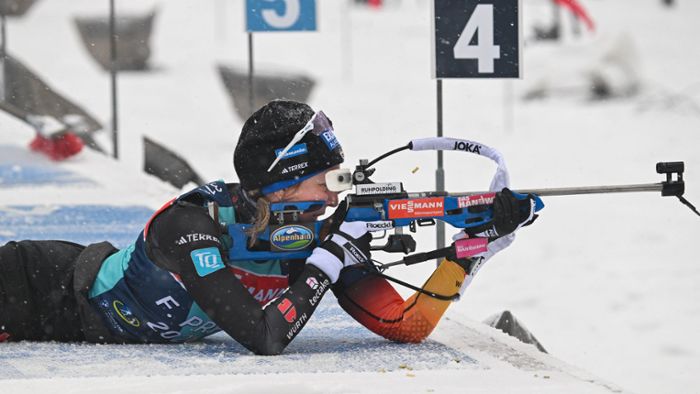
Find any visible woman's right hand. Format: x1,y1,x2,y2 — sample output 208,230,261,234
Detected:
306,221,372,283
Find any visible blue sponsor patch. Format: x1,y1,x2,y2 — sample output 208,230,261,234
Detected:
275,143,308,160
320,129,339,150
190,247,225,277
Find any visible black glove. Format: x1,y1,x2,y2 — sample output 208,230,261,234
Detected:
463,188,538,239
307,221,372,283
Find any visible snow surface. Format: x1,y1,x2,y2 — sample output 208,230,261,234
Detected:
2,0,699,393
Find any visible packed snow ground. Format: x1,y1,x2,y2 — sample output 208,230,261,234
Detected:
2,0,700,393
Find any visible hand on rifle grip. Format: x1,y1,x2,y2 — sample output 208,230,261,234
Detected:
462,188,538,240
307,220,372,283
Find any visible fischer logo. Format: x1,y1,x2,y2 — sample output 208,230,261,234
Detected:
458,193,496,208
309,277,330,307
277,298,298,323
356,183,402,195
453,140,482,154
388,197,444,219
286,313,308,340
366,221,393,231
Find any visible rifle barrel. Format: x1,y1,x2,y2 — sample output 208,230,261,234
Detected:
452,182,664,197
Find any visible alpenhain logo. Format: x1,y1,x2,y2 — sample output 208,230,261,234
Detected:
388,197,445,219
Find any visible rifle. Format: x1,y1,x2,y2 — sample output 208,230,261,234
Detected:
227,138,696,271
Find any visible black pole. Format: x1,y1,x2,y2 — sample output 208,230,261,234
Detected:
1,14,6,102
0,14,5,53
552,0,561,41
109,0,119,159
436,79,445,262
247,32,255,116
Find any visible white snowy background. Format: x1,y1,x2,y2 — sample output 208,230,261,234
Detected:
1,0,699,393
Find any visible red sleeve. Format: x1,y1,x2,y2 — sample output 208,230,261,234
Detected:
334,260,466,343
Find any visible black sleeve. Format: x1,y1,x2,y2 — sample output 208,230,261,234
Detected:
146,202,332,355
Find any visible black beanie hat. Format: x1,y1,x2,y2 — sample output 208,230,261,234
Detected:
234,100,345,193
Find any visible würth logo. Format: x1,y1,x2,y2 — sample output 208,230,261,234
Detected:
388,197,444,219
277,298,297,323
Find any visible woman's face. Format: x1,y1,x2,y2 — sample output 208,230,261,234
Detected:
267,166,340,221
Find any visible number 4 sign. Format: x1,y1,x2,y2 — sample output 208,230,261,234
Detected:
432,0,521,78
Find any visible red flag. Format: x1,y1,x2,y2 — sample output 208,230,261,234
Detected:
368,0,383,9
29,132,84,161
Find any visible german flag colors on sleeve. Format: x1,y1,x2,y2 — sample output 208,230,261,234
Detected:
334,260,467,343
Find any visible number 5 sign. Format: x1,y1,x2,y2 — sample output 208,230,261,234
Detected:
432,0,521,78
247,0,317,32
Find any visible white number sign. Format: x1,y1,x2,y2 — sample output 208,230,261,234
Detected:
452,4,501,74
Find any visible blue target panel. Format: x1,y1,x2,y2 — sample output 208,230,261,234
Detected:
0,163,93,187
246,0,317,32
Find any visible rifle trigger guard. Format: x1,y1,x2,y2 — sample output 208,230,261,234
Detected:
416,218,436,227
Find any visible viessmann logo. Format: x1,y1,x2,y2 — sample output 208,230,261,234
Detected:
270,225,314,251
388,197,445,219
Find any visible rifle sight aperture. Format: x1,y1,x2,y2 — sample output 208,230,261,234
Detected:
657,161,685,197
